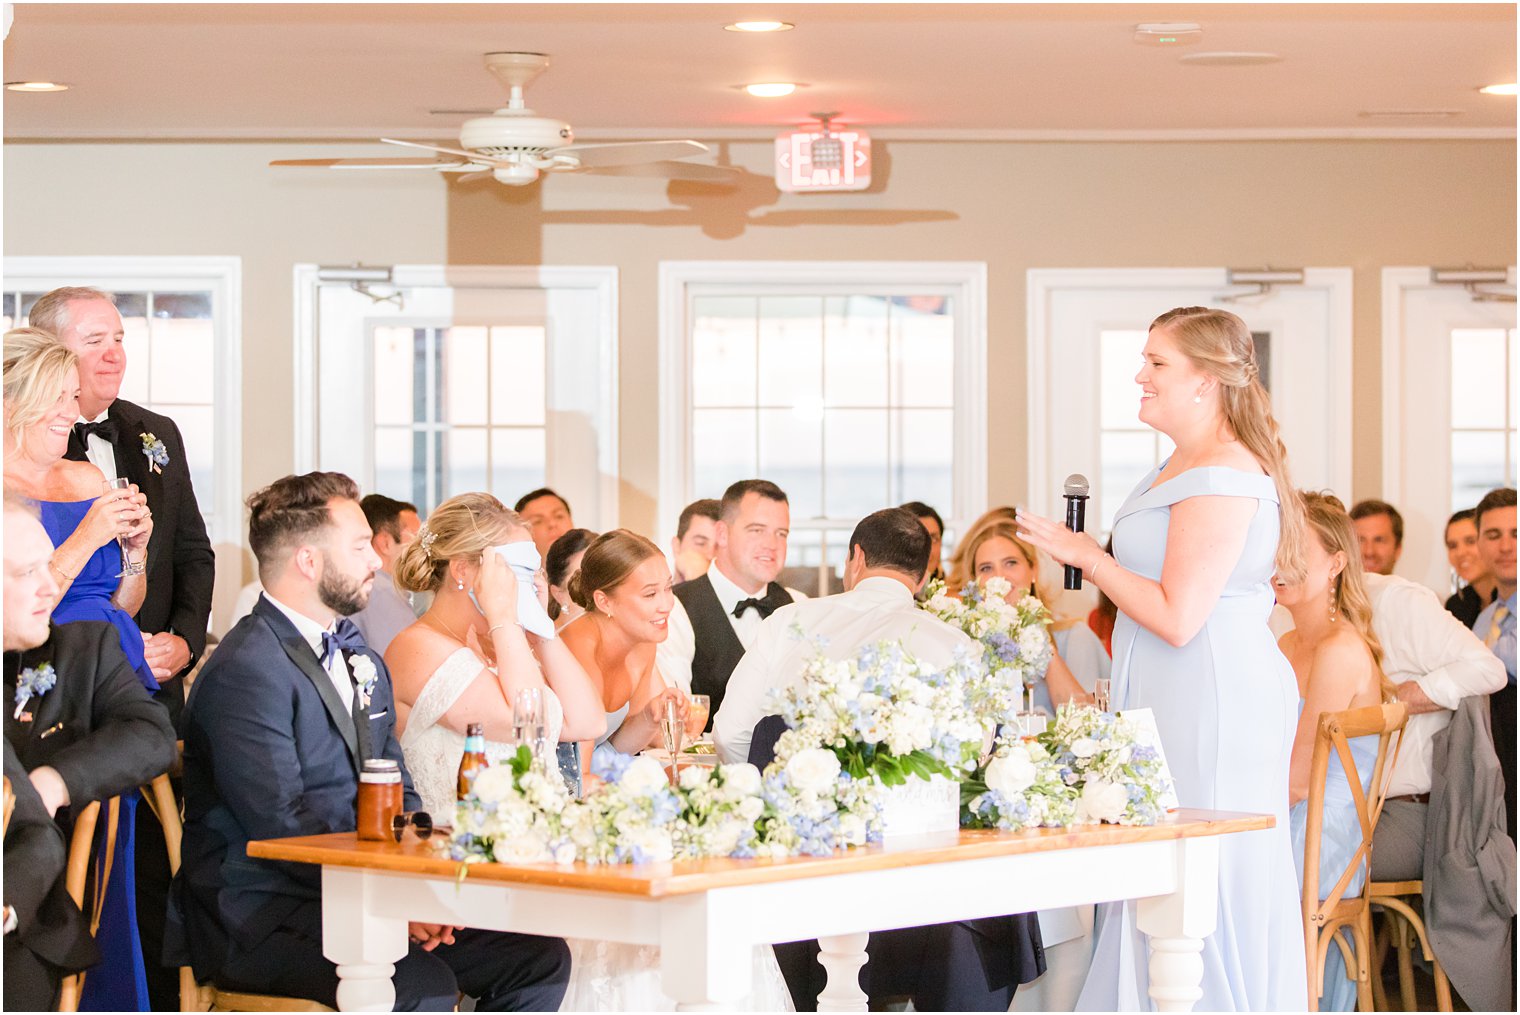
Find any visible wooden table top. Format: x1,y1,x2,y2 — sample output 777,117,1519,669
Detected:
248,808,1271,898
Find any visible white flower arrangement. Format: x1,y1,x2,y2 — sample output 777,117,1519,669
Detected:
754,748,883,856
1044,704,1172,826
961,734,1077,831
447,747,588,867
766,636,985,786
920,577,1054,728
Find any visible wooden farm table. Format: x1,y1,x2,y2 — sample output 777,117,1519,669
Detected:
250,808,1271,1012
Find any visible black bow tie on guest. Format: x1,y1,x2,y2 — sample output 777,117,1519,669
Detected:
69,418,118,458
732,589,785,620
320,619,368,667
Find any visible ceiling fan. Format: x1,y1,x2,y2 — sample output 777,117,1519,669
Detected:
270,51,736,187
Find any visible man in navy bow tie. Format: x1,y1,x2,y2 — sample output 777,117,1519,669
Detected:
174,472,570,1010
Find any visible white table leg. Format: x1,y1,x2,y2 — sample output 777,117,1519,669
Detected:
660,895,752,1011
323,867,408,1012
1136,837,1220,1013
816,931,870,1013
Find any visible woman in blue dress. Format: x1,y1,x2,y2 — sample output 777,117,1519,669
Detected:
1277,491,1390,1011
1018,306,1310,1011
2,331,154,691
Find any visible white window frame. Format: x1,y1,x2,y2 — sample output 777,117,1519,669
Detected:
292,264,620,526
657,260,988,553
0,254,243,544
1381,265,1517,591
1026,266,1354,514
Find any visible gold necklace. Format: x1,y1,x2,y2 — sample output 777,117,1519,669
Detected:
425,611,466,645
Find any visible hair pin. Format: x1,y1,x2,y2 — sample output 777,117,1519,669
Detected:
419,526,439,558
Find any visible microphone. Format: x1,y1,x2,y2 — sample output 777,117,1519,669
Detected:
1063,474,1090,590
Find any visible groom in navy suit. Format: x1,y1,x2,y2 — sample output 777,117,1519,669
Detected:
174,472,569,1010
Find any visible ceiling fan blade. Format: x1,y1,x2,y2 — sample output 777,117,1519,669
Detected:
455,170,494,184
579,160,740,183
270,157,472,170
557,140,708,168
379,137,506,166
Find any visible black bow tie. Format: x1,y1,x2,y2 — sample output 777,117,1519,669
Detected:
733,594,779,620
69,419,118,459
320,619,368,667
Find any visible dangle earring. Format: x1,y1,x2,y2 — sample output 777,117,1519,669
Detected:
457,580,465,591
1328,578,1339,622
1193,391,1203,404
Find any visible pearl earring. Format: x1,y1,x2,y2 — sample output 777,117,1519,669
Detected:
1193,393,1203,404
457,580,465,591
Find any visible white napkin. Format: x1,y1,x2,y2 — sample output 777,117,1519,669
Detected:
490,541,557,640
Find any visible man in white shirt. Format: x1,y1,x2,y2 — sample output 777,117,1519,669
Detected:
348,494,422,655
1366,570,1507,879
656,480,807,722
718,507,1043,1012
714,513,977,765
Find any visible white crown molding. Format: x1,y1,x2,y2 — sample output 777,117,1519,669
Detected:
8,125,1516,144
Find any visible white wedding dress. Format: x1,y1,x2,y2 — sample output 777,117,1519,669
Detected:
399,646,795,1012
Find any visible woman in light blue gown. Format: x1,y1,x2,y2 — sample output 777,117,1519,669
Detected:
1018,306,1310,1011
1278,492,1390,1011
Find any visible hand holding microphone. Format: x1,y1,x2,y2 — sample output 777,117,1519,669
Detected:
1013,474,1109,588
1062,474,1090,590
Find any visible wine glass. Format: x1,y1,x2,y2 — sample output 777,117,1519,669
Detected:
685,693,711,740
1094,678,1112,713
103,478,145,578
513,687,548,767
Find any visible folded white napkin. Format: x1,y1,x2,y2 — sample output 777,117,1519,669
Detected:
490,541,557,640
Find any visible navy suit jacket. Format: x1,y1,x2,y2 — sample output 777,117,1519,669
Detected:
175,594,420,978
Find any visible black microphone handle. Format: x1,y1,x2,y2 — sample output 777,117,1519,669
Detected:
1063,494,1088,590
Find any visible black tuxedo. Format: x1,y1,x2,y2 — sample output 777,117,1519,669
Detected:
3,622,176,809
674,573,793,726
174,595,570,1010
3,739,100,1011
66,398,214,726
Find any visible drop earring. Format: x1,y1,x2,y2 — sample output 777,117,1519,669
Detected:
1193,392,1203,404
1328,579,1338,622
457,580,465,591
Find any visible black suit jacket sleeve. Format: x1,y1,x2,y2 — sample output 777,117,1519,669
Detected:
49,625,176,806
155,414,214,666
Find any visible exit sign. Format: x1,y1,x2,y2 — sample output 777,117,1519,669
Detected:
774,128,871,192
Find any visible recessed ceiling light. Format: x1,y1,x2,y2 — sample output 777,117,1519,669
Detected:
1479,83,1518,96
724,21,794,33
742,82,800,98
5,81,69,92
1179,51,1283,66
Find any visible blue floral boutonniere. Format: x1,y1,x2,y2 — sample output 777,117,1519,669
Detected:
14,662,57,721
350,654,379,709
139,432,169,474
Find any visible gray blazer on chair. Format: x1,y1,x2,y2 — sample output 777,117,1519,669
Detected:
1424,694,1516,1012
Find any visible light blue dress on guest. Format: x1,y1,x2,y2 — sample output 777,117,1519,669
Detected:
1076,463,1307,1011
1031,622,1112,715
1291,729,1378,1011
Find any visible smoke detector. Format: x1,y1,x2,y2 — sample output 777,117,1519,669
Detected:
1134,23,1203,46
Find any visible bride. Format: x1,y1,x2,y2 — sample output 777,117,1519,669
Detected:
555,528,794,1012
385,498,792,1011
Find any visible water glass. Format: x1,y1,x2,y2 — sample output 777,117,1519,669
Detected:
685,693,711,739
103,478,145,578
1094,677,1112,713
513,686,549,766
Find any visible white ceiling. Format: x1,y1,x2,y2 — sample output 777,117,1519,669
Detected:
3,3,1515,142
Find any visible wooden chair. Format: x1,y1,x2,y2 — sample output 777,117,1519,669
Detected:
140,762,334,1013
1367,881,1453,1011
1300,701,1407,1013
56,797,112,1013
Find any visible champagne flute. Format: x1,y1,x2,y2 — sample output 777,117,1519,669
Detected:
513,687,547,768
103,478,145,578
1094,678,1112,713
661,697,683,783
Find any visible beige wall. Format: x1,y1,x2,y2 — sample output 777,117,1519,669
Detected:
6,137,1515,547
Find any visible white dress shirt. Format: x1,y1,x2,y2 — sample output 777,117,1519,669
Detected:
1366,573,1507,796
713,575,979,764
655,561,807,694
77,408,119,480
264,593,355,712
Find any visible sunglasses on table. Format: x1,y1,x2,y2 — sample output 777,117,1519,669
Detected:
391,811,435,842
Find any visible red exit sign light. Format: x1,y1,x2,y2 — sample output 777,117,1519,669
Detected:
774,128,871,192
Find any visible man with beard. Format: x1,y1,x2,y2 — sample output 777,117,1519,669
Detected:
173,473,570,1010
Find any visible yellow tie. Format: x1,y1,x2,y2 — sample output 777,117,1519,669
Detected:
1488,602,1511,650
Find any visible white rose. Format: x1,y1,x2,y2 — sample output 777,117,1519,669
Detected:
1076,778,1129,824
786,748,841,794
1069,737,1099,759
620,756,670,796
625,828,675,862
738,796,764,821
552,841,579,865
496,832,551,865
983,576,1012,599
838,813,867,846
720,763,762,797
468,766,517,801
708,820,745,856
678,765,709,791
985,749,1037,796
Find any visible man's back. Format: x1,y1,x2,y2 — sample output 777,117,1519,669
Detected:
714,576,977,763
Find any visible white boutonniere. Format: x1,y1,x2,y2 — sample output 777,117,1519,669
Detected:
139,432,169,474
13,663,57,721
350,653,378,709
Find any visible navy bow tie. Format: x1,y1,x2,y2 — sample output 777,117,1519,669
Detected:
320,619,367,667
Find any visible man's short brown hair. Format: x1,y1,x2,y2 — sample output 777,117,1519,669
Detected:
26,286,114,337
247,472,360,577
1350,498,1404,547
1475,487,1518,533
719,480,788,522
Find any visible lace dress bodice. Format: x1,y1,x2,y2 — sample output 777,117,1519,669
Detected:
399,646,564,820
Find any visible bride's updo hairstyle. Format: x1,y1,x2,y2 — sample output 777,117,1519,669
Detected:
569,529,664,615
1150,306,1307,584
393,492,525,593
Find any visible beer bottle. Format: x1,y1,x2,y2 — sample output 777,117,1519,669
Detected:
457,722,488,799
